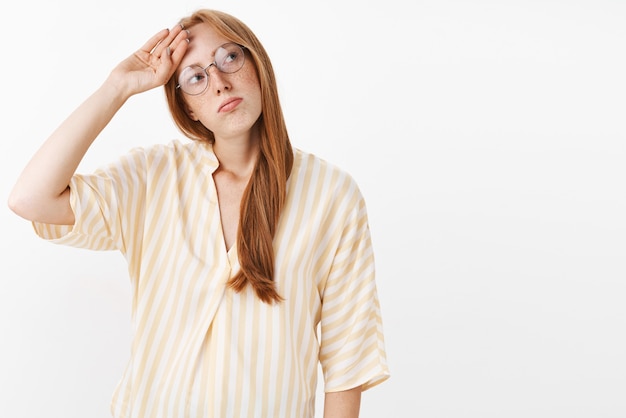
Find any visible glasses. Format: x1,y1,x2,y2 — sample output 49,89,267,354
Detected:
176,43,246,95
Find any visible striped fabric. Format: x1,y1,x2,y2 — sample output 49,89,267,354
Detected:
34,139,389,418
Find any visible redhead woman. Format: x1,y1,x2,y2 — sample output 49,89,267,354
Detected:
9,9,389,418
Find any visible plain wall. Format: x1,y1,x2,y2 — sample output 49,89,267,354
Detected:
1,0,625,417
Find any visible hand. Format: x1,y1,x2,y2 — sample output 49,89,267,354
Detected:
108,24,189,97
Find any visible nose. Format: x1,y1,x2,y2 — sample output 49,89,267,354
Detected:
206,64,230,94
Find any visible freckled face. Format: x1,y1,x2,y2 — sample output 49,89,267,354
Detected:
177,23,262,141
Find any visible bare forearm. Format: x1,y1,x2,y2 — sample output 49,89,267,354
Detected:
8,78,129,223
8,26,188,225
323,386,362,418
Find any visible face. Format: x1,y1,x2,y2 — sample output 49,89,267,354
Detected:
177,23,262,142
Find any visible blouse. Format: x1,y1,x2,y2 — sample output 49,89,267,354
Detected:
34,139,389,418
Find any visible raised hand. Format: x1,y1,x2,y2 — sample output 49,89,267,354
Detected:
108,24,189,97
8,24,190,225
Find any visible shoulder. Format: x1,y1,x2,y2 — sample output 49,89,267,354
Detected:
292,148,358,184
291,147,363,195
139,139,211,157
124,139,218,168
288,148,367,218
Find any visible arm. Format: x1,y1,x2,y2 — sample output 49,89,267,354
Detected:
323,386,362,418
7,25,189,225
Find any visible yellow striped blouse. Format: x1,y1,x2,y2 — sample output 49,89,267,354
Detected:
34,140,389,418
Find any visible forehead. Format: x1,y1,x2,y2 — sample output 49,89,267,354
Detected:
179,23,231,67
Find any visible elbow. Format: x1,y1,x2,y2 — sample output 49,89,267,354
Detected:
7,187,34,220
8,185,74,225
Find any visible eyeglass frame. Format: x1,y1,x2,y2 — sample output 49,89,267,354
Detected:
175,42,247,96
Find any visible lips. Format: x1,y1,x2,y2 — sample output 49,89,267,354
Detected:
218,97,243,112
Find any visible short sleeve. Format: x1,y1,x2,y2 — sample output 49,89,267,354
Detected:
32,147,148,255
319,177,390,393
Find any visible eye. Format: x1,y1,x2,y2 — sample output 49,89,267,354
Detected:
224,50,239,63
180,66,206,87
217,44,244,71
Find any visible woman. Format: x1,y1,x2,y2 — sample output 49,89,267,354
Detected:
8,9,389,418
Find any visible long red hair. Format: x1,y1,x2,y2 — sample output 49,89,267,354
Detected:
164,9,293,304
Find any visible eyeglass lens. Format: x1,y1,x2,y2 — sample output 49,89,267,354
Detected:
177,43,245,95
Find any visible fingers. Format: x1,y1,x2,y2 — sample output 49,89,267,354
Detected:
153,26,190,82
139,28,171,56
168,28,190,63
147,24,188,59
131,24,189,86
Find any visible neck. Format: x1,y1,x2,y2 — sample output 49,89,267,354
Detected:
212,133,260,178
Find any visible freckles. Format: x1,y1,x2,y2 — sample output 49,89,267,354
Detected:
237,60,261,84
236,67,260,87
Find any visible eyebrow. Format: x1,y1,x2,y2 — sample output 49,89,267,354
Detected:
185,41,224,68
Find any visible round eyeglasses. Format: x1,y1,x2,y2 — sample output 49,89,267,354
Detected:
176,43,246,96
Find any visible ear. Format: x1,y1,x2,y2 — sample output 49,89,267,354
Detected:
185,103,198,121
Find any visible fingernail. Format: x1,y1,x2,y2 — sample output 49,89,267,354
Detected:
166,46,171,56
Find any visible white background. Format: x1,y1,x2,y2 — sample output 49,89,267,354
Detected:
1,0,625,417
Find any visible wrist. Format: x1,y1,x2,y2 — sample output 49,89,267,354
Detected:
100,73,134,106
